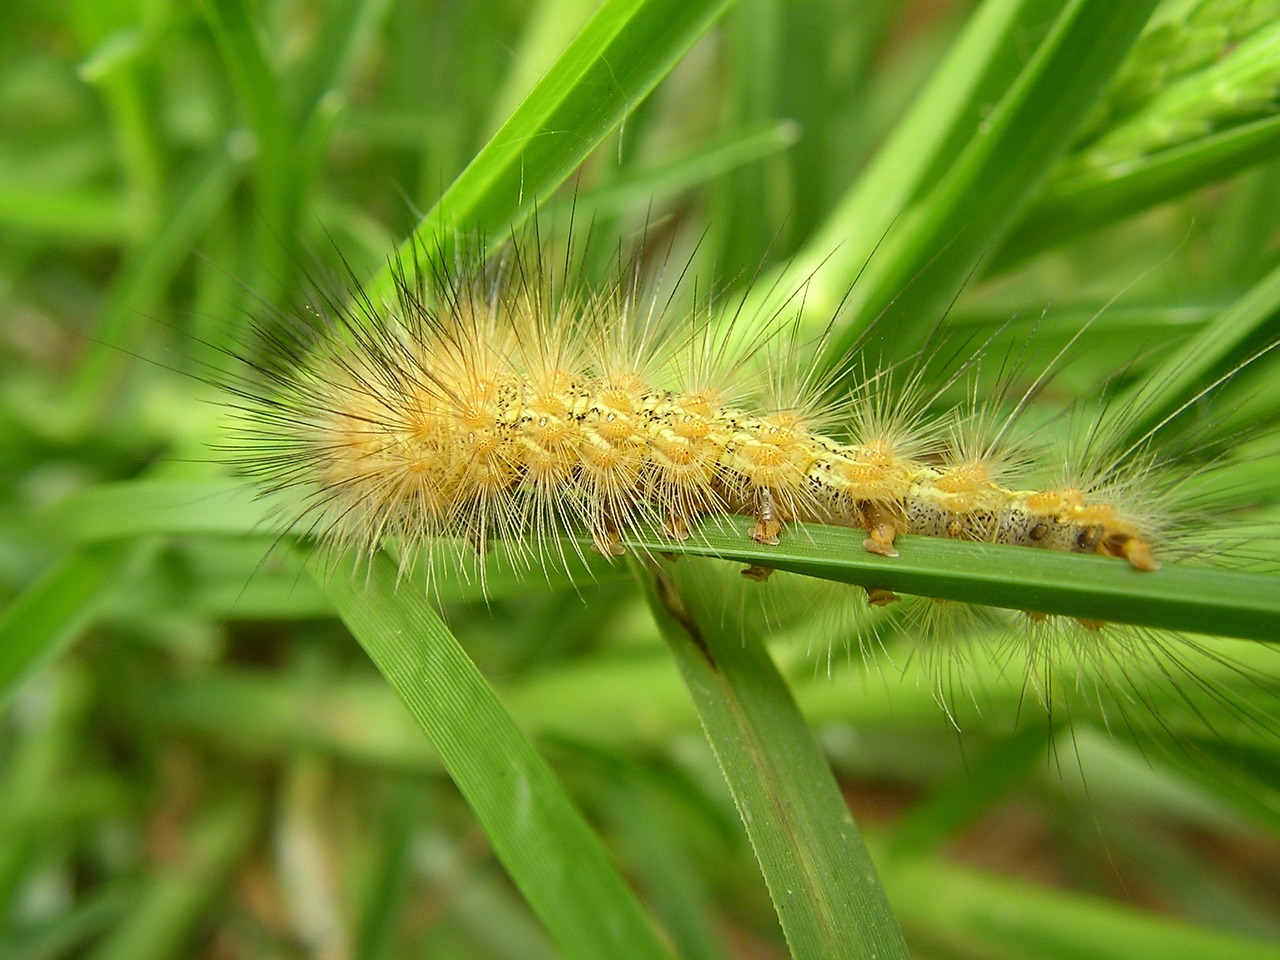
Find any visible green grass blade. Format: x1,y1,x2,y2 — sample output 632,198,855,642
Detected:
84,796,258,960
0,184,131,243
1112,255,1280,449
50,480,1280,642
881,845,1280,960
797,0,1159,361
0,543,140,712
372,0,732,295
637,557,911,960
310,548,676,960
886,721,1056,857
550,119,800,221
203,0,302,304
284,0,392,127
351,780,416,960
756,0,1062,320
44,479,619,603
70,147,241,413
45,480,282,542
623,518,1280,643
994,115,1280,270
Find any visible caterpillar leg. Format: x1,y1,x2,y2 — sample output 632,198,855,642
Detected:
1104,534,1160,572
750,487,783,546
661,510,694,542
590,523,626,557
864,586,899,606
861,502,900,558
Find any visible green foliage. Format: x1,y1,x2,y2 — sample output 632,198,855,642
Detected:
3,1,1280,959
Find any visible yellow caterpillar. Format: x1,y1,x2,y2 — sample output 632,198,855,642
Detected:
234,244,1166,591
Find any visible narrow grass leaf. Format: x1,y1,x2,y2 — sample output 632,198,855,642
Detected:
71,148,241,411
0,542,141,712
994,115,1280,270
809,0,1159,362
636,558,911,960
311,548,675,960
84,796,258,960
736,0,1070,328
0,185,131,243
881,846,1280,960
203,0,302,303
373,0,732,296
50,480,1280,642
625,517,1280,643
886,721,1056,857
1113,255,1280,449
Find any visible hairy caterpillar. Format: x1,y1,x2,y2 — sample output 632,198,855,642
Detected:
223,229,1276,649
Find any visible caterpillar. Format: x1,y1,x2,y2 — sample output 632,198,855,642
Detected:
224,230,1274,636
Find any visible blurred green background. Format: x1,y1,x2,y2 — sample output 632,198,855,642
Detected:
3,1,1280,958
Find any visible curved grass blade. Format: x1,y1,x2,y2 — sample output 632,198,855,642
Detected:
311,548,676,960
744,0,1069,326
811,0,1158,363
1112,255,1280,450
880,843,1280,960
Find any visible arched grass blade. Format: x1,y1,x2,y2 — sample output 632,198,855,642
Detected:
311,548,675,960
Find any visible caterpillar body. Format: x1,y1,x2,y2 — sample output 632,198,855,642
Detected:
233,239,1200,611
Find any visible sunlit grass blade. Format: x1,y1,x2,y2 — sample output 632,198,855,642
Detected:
311,548,676,960
822,0,1160,362
739,0,1158,354
746,0,1070,326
